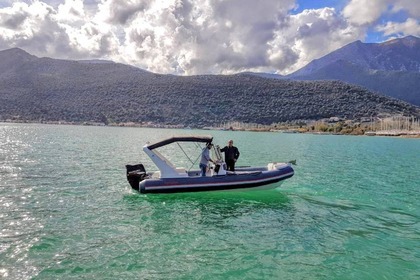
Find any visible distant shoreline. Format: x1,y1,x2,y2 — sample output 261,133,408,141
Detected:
1,120,419,138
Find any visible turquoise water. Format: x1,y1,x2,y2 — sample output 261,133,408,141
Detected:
0,123,419,279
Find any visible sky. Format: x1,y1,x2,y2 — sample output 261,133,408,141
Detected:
0,0,419,75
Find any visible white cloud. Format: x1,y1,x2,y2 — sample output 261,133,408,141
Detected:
0,0,418,75
343,0,420,27
95,0,149,25
56,0,86,24
376,18,420,37
0,0,120,58
343,0,389,26
270,7,363,74
0,1,66,52
117,0,300,75
392,0,420,18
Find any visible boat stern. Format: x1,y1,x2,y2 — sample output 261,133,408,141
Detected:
126,164,147,191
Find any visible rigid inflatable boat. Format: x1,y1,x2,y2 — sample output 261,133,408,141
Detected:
126,135,294,194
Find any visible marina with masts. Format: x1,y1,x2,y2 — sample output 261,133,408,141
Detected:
369,116,420,136
210,116,420,137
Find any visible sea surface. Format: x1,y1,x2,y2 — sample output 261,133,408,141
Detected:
0,123,419,279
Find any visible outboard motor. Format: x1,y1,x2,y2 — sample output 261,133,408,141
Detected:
126,164,147,191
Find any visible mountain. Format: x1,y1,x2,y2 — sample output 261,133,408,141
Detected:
288,36,420,105
0,48,419,127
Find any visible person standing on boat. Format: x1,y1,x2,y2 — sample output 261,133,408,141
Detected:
200,143,215,176
221,140,240,171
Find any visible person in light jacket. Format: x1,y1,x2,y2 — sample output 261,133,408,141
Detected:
200,143,215,176
220,140,240,171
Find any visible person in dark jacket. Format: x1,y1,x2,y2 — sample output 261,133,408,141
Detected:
220,140,240,171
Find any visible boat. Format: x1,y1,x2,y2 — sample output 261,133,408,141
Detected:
126,135,294,194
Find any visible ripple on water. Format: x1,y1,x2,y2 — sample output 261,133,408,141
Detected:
1,124,419,279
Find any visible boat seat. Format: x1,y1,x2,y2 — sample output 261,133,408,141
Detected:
175,167,188,177
176,167,187,174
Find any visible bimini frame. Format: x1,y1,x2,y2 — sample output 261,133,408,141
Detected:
143,135,213,178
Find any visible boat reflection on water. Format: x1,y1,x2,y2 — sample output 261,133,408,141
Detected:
123,189,293,227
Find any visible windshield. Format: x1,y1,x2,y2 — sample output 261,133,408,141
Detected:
212,145,223,162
